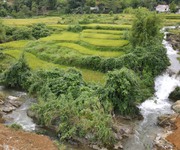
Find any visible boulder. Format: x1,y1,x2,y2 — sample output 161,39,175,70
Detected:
2,106,16,113
154,134,174,150
157,114,177,130
9,99,23,108
172,100,180,113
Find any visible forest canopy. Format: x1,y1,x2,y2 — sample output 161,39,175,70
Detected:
0,0,179,17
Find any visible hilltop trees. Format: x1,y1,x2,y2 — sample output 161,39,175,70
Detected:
130,8,162,47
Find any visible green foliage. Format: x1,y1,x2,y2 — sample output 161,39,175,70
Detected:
1,54,31,89
26,68,114,146
104,68,141,116
12,27,32,40
131,8,162,47
0,21,6,43
67,24,83,33
32,23,50,39
169,86,180,101
9,123,23,130
32,92,114,146
169,1,177,13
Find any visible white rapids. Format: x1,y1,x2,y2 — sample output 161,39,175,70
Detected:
124,26,180,150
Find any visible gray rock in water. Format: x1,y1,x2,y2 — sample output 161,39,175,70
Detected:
2,106,16,113
8,99,23,108
157,114,176,129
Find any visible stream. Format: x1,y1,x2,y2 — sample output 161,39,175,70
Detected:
0,26,180,150
123,26,180,149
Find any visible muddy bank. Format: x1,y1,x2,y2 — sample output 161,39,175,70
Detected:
166,116,180,150
0,124,58,150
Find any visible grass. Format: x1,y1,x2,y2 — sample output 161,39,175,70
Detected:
82,29,124,35
81,32,122,40
3,50,105,84
40,32,79,42
82,24,131,30
0,40,30,49
2,17,60,26
57,43,124,57
4,50,67,70
82,38,129,47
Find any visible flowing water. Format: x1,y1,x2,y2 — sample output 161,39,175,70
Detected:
123,27,180,149
0,86,36,131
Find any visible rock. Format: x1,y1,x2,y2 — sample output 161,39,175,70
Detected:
172,100,180,113
9,99,23,108
114,141,123,150
27,109,38,120
0,100,4,105
154,134,174,150
8,96,19,100
157,114,176,130
2,106,16,113
169,87,180,101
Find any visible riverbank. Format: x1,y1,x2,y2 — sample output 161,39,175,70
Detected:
166,116,180,150
0,124,58,150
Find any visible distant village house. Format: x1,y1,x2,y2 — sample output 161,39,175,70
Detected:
90,6,99,12
156,5,169,13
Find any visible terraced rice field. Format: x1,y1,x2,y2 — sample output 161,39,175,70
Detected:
4,50,106,84
164,14,180,26
57,43,124,57
1,15,133,84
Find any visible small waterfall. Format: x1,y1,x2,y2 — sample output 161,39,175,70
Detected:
124,26,180,150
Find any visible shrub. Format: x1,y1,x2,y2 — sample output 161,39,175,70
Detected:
1,54,31,89
104,68,141,116
12,27,32,40
169,86,180,101
67,24,83,33
32,23,50,39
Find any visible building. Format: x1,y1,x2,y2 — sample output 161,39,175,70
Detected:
156,5,169,13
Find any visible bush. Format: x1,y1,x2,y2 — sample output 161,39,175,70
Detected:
169,86,180,101
1,54,31,89
12,27,32,40
32,23,50,39
67,24,83,33
104,68,141,116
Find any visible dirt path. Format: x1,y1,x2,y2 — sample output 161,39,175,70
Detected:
166,116,180,150
0,124,58,150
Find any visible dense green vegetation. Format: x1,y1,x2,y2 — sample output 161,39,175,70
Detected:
0,6,178,148
0,0,179,17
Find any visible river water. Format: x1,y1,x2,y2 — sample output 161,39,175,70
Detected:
123,26,180,149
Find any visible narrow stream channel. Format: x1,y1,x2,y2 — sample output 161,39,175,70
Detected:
123,26,180,149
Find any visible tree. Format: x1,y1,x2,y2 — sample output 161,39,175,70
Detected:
130,8,162,47
0,21,6,43
169,1,177,13
105,68,141,116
